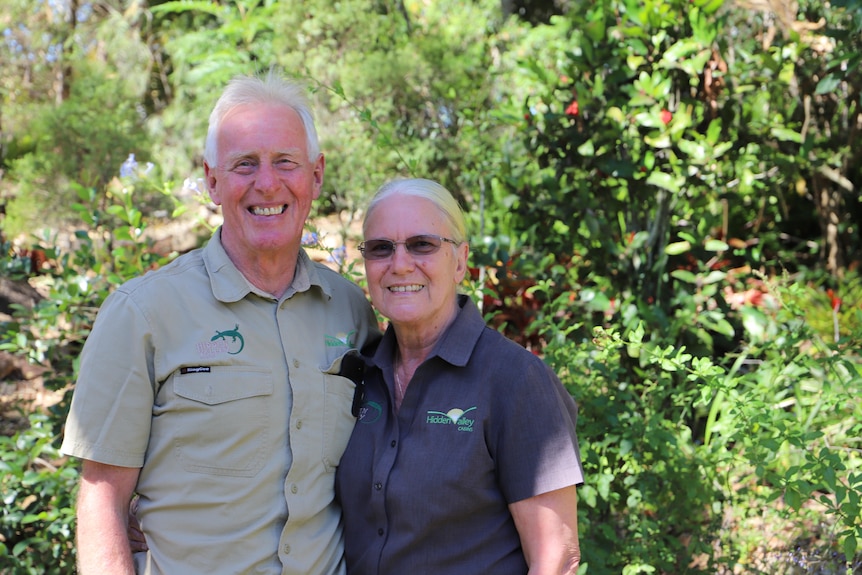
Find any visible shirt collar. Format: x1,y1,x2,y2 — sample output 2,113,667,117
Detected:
202,227,330,303
369,294,484,369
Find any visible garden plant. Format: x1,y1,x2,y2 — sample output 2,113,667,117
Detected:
1,0,861,573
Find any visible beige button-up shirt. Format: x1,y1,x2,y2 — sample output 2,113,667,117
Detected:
62,230,379,574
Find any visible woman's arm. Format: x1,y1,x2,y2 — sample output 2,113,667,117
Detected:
509,485,581,575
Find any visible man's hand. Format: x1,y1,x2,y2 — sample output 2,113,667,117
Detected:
128,495,149,553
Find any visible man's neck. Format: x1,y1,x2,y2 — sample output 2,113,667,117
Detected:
222,239,300,299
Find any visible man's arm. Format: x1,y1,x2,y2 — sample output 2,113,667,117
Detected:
76,459,141,575
509,485,581,575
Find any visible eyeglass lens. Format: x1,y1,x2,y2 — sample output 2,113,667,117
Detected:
360,235,450,260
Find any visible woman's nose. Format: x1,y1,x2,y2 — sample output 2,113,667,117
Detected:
389,242,416,272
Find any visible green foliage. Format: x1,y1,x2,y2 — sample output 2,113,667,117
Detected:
3,65,153,239
464,0,862,571
1,1,861,573
528,275,862,573
0,166,209,574
0,415,78,574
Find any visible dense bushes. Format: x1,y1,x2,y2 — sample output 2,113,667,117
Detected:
0,174,189,572
1,0,861,573
466,0,862,572
2,174,858,574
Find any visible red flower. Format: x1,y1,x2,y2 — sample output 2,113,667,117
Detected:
565,100,579,116
660,109,672,124
827,288,842,312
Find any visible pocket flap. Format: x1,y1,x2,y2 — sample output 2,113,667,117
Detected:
174,366,273,405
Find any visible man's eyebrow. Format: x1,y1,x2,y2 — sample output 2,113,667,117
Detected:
273,148,304,158
222,148,306,167
224,152,258,164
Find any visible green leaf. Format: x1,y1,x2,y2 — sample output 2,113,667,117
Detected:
646,171,683,193
691,0,725,15
678,139,707,162
704,239,729,251
785,488,801,510
12,539,31,557
581,289,611,312
702,271,727,284
844,534,857,559
666,241,692,256
815,74,841,95
577,140,595,156
671,269,698,283
151,1,224,17
553,220,570,235
771,127,802,144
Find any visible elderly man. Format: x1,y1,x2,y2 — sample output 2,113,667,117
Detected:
61,70,378,575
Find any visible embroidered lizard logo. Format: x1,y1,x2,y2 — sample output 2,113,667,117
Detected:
212,324,244,355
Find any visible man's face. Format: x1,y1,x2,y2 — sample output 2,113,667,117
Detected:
204,102,324,261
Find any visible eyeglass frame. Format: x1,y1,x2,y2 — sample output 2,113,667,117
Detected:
357,234,461,261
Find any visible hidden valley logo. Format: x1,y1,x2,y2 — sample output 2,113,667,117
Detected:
426,407,477,432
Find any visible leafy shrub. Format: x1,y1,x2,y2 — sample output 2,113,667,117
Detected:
0,415,77,575
0,167,208,574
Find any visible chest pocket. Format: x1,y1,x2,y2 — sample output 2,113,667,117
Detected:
169,366,273,477
321,353,361,473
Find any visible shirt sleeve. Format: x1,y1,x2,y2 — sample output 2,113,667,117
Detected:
60,288,156,467
489,345,584,504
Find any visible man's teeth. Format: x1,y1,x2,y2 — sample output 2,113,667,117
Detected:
389,285,423,292
252,205,285,216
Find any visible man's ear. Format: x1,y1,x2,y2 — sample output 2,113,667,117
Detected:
311,153,325,200
204,162,221,205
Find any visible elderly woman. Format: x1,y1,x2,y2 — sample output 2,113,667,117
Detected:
335,178,584,575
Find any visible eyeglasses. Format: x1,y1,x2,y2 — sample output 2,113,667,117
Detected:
358,235,460,260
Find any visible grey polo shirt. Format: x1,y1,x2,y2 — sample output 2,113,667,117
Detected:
336,295,584,575
61,229,379,575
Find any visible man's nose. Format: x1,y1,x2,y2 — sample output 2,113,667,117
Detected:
255,164,278,191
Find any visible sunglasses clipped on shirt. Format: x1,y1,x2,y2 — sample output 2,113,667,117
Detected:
358,235,460,261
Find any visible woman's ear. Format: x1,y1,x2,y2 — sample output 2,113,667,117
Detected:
454,242,470,284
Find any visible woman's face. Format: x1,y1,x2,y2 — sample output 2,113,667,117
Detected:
363,194,468,334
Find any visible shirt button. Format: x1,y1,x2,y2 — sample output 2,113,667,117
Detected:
291,484,298,494
296,420,303,430
293,359,300,368
283,544,291,554
390,440,396,447
374,482,383,491
377,528,384,536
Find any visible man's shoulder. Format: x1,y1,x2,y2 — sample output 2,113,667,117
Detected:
115,248,206,296
310,262,366,297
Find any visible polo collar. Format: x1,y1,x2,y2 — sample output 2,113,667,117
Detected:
369,294,485,370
